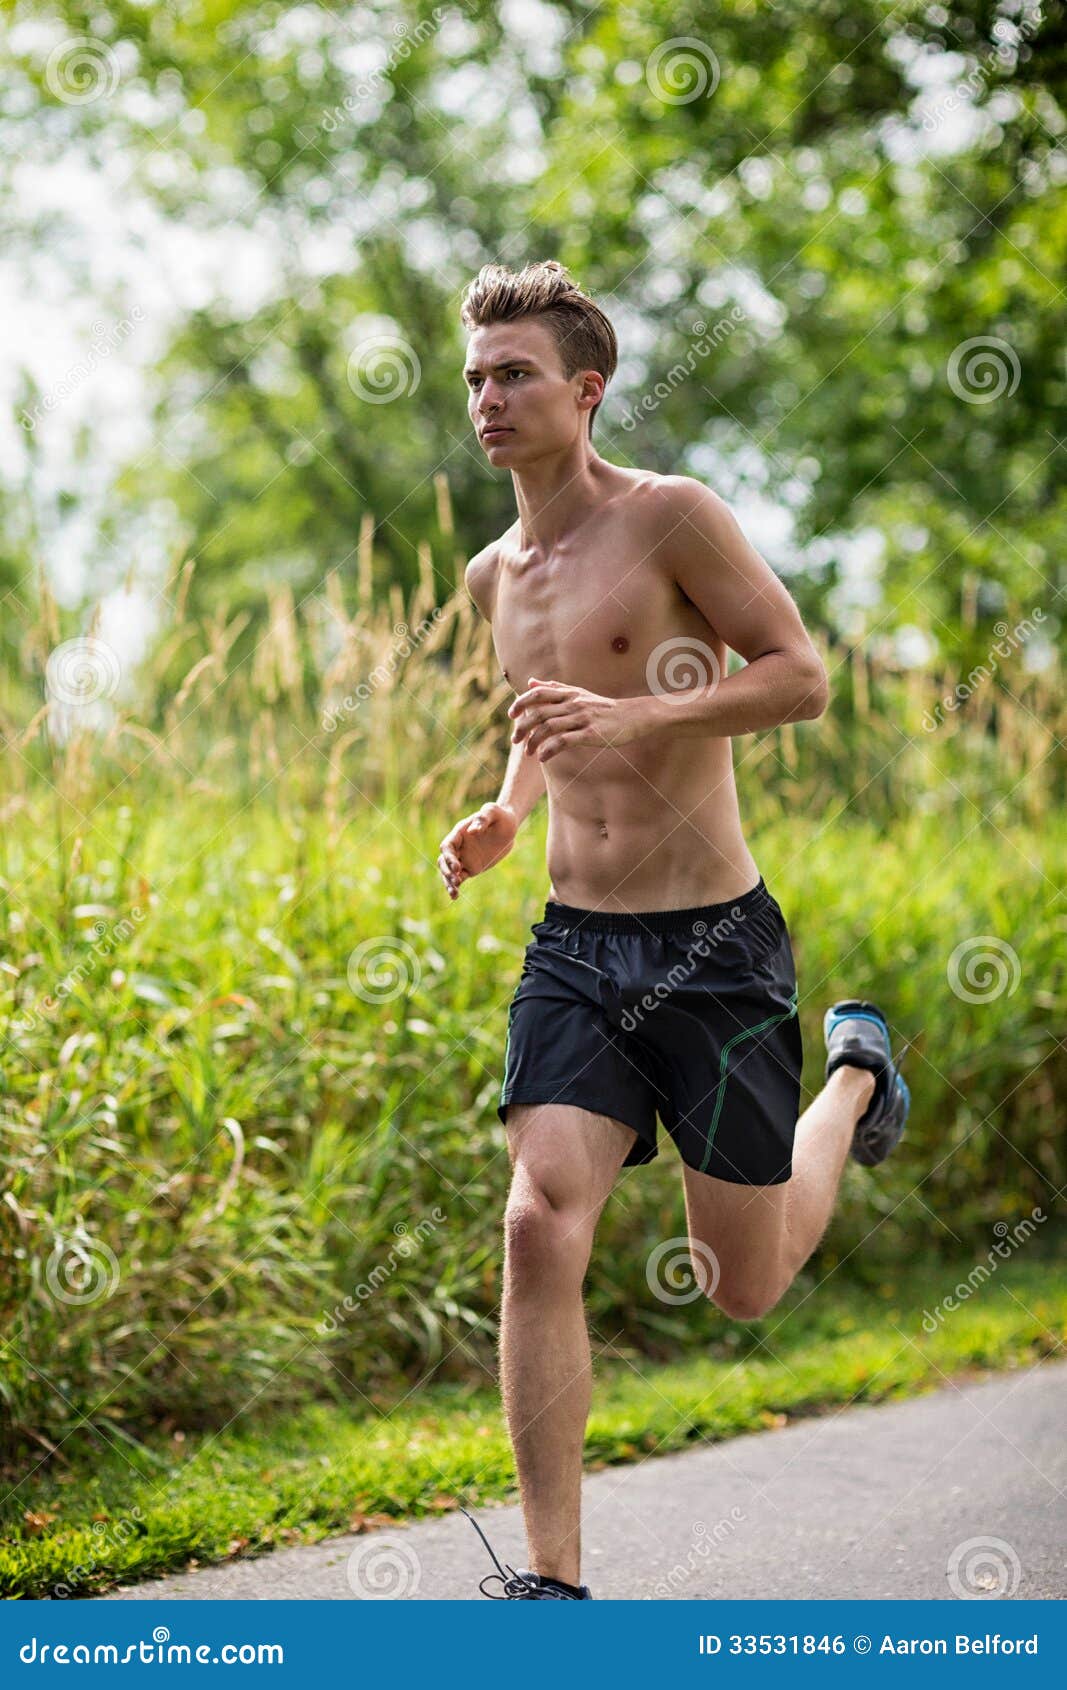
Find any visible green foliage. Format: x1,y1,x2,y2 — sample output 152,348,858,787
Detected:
1,1250,1064,1596
1,580,1062,1463
3,1,1063,661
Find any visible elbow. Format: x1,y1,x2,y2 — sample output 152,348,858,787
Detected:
793,659,829,721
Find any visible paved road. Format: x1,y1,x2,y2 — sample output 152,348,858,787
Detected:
103,1359,1066,1601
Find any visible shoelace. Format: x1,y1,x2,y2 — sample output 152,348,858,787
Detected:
458,1506,574,1599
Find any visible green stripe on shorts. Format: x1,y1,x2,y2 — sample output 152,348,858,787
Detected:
698,986,799,1174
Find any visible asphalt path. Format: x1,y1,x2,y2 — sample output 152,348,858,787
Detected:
101,1358,1066,1601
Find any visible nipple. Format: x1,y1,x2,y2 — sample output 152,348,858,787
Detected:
611,635,629,653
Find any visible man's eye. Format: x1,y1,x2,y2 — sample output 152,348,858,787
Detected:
468,371,526,387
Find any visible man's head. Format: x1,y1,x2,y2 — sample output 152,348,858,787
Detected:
460,260,617,460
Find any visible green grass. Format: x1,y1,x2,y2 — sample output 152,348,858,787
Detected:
2,794,1063,1451
2,579,1063,1565
1,1249,1063,1599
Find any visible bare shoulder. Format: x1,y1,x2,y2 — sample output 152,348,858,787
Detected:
644,471,726,524
463,537,507,620
599,466,716,529
621,472,731,575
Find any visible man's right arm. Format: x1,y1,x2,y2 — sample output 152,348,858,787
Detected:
465,544,547,831
496,728,547,828
437,550,548,898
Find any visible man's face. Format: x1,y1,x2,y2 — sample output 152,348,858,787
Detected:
464,319,595,461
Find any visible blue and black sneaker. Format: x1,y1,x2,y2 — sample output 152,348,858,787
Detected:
459,1506,593,1600
823,999,911,1166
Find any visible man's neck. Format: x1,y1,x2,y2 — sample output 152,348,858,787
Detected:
512,447,617,555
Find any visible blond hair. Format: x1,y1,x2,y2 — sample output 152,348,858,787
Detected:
460,260,618,438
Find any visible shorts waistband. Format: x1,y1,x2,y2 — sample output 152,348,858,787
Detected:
541,876,771,936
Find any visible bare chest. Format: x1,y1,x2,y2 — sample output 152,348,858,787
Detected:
493,530,716,701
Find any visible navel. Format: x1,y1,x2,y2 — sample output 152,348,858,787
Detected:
611,635,629,654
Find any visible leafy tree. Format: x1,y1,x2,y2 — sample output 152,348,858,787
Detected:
2,0,1063,676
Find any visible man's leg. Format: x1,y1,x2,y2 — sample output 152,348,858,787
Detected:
499,1101,637,1586
681,1064,876,1321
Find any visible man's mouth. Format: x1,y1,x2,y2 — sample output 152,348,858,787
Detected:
481,426,513,440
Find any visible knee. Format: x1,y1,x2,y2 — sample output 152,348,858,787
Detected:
504,1190,591,1288
710,1279,783,1323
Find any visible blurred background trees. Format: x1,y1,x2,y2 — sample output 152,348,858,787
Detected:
2,0,1063,693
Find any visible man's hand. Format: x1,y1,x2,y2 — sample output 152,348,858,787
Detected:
438,802,518,900
507,677,656,763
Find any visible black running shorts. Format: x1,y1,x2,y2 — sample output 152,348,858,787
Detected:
498,875,803,1185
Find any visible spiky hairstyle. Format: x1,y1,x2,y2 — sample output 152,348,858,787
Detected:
460,260,617,437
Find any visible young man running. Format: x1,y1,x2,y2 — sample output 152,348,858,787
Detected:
438,260,910,1602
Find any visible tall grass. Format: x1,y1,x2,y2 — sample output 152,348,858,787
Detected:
1,502,1063,1469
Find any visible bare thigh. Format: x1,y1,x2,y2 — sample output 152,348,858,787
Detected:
505,1103,638,1252
681,1163,790,1307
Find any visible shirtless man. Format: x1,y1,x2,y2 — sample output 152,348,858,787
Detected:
438,260,910,1602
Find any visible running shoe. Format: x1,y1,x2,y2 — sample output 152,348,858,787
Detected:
823,998,911,1166
459,1506,593,1599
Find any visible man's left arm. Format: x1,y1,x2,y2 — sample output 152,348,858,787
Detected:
642,477,829,739
509,479,829,761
